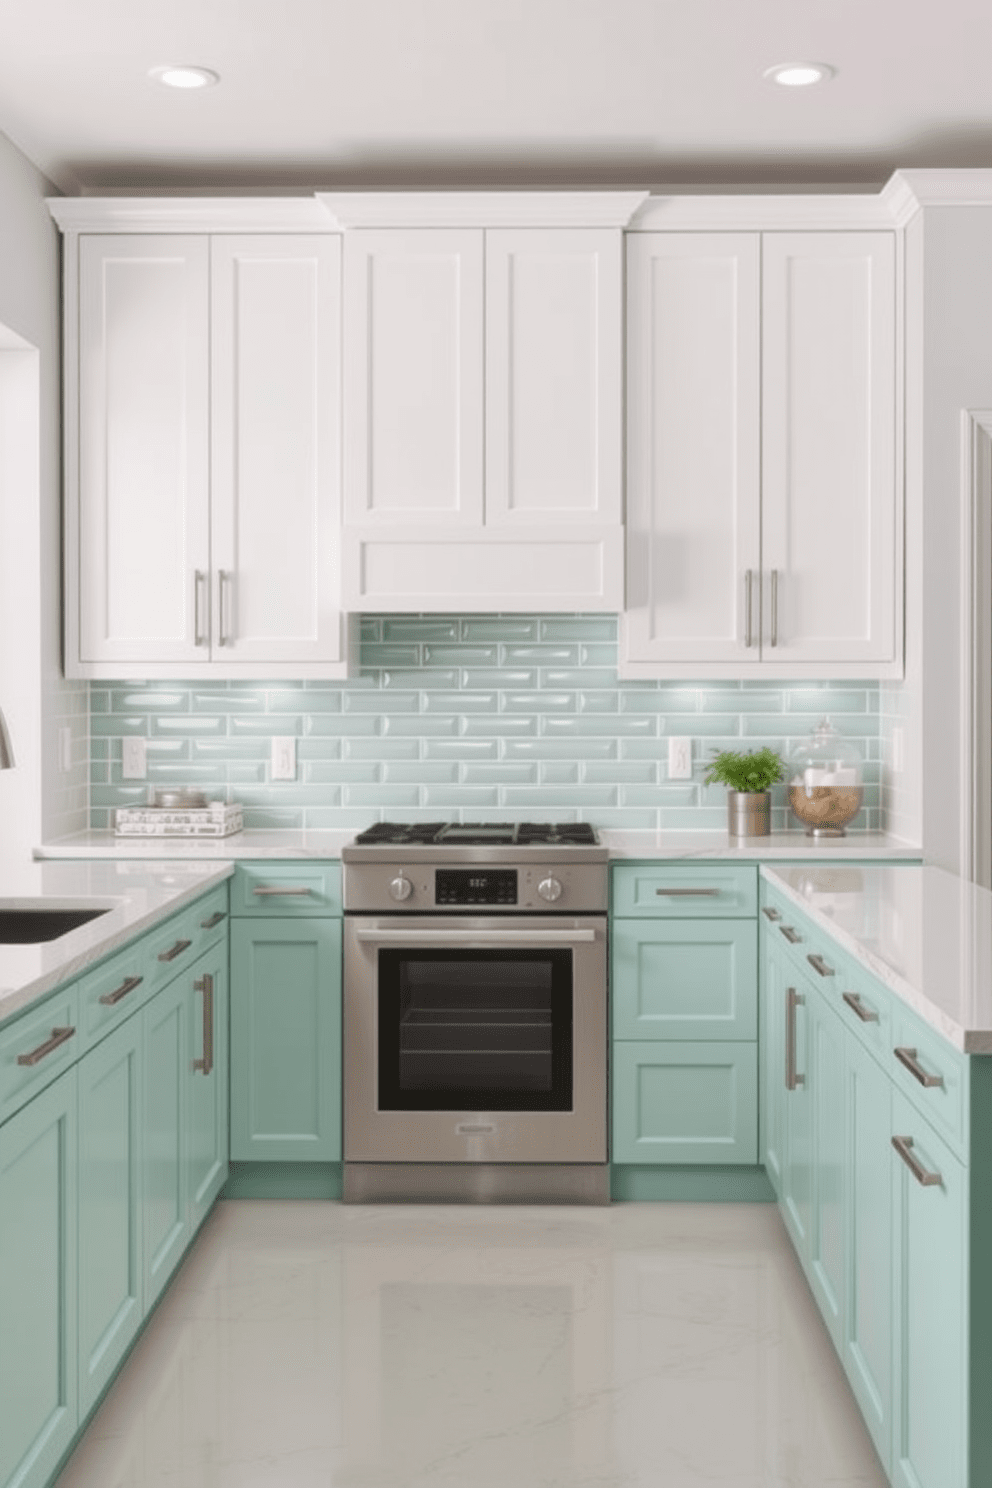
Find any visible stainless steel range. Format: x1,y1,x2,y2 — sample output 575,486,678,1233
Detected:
342,822,609,1204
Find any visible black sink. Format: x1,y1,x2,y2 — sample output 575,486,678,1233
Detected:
0,908,109,944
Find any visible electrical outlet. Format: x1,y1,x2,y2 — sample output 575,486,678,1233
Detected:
58,727,72,774
122,737,147,779
271,736,297,781
668,736,692,779
892,726,905,775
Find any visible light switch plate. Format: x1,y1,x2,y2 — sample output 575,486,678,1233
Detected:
668,736,692,779
58,727,72,774
271,736,297,781
122,737,147,779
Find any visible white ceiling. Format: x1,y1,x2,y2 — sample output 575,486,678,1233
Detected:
2,0,991,194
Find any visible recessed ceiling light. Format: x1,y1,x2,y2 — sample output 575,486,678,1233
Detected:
764,62,836,88
149,65,220,90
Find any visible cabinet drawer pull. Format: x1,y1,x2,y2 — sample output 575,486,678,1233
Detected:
200,911,226,929
780,925,802,944
786,987,805,1091
193,973,214,1075
807,953,834,978
655,887,720,897
892,1135,942,1187
762,906,782,921
98,974,143,1007
252,885,313,897
842,990,879,1024
894,1046,944,1088
17,1025,76,1066
158,938,192,963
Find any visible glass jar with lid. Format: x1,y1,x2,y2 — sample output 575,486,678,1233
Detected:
788,718,863,837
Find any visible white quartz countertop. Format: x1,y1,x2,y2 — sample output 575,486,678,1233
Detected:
0,859,234,1028
36,827,921,862
763,863,992,1054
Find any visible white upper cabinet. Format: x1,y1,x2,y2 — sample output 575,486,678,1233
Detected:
77,235,210,668
327,195,643,612
57,204,347,679
623,225,899,678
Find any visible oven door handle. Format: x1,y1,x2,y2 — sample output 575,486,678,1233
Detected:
354,928,599,945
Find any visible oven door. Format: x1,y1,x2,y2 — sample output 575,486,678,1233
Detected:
343,916,607,1164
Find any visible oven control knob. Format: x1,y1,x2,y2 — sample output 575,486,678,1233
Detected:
389,874,413,902
537,875,563,903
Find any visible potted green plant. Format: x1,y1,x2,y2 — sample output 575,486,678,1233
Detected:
704,747,784,837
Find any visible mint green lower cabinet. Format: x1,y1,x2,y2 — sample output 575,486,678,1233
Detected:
891,1091,966,1488
142,974,189,1309
808,985,846,1350
612,1041,757,1165
230,918,342,1161
76,1013,142,1421
843,1029,892,1474
0,1068,77,1488
186,943,228,1233
760,926,787,1197
611,920,757,1040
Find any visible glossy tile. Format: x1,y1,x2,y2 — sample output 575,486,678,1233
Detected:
55,1202,888,1488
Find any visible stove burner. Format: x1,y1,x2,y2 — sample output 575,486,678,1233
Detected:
352,821,599,847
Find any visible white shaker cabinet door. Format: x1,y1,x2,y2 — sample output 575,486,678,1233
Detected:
210,236,343,666
342,228,484,527
761,232,897,668
485,228,622,527
77,235,210,666
623,233,761,672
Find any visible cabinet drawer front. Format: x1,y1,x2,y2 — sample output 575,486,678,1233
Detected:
231,862,342,917
612,920,757,1040
612,864,757,918
0,985,81,1125
612,1041,757,1164
141,905,203,992
190,885,229,944
889,1004,967,1161
829,952,891,1066
78,940,153,1053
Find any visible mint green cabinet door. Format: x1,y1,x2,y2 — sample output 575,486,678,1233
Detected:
808,986,845,1349
760,925,786,1196
77,1013,142,1421
780,970,812,1263
186,943,229,1233
612,920,757,1040
612,1041,757,1164
891,1092,966,1488
230,918,342,1161
142,974,189,1309
843,1029,892,1474
0,1068,77,1488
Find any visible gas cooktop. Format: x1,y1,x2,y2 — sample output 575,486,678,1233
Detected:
352,821,600,848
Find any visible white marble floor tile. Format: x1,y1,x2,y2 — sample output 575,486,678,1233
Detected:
56,1200,889,1488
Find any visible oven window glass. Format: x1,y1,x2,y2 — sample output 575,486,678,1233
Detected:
377,949,573,1111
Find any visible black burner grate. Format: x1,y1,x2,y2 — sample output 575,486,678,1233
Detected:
353,821,599,847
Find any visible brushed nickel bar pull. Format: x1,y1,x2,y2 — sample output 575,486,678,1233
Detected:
355,928,598,945
807,953,835,978
200,911,227,929
786,987,805,1090
158,938,192,963
842,990,879,1024
780,925,802,944
894,1046,944,1088
770,569,779,648
99,974,143,1007
193,974,214,1075
218,570,233,646
194,570,208,647
744,569,754,648
17,1026,76,1067
655,887,720,897
762,906,782,921
252,885,312,897
892,1135,942,1187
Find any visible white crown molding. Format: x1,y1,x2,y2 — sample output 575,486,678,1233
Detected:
317,191,650,229
628,193,896,231
882,169,992,228
46,197,334,234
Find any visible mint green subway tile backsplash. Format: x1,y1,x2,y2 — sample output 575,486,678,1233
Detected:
87,615,884,832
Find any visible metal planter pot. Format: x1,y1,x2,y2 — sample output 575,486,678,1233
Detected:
727,790,771,838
